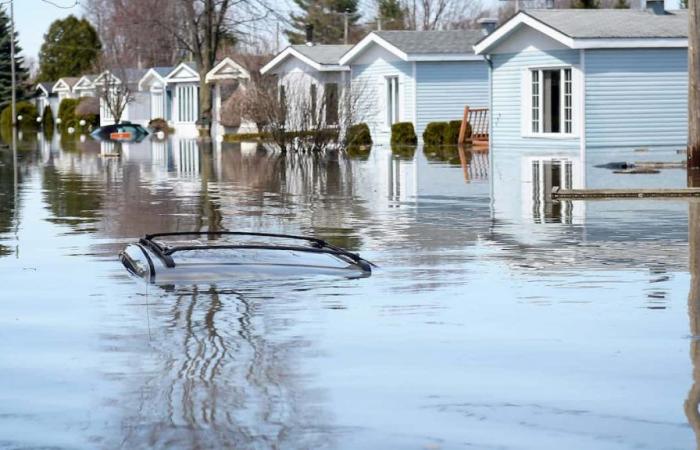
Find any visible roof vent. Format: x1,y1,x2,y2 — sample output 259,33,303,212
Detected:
645,0,666,15
305,24,314,46
477,18,498,36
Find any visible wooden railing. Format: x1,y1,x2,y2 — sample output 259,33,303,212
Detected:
458,106,489,147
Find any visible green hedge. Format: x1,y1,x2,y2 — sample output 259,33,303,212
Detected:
391,122,417,146
346,123,372,147
423,122,448,146
42,105,54,135
223,129,340,143
58,98,80,131
0,101,39,132
445,120,463,145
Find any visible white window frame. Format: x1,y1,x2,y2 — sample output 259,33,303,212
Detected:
522,65,579,139
384,75,400,130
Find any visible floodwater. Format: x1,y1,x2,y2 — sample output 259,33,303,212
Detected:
0,132,697,450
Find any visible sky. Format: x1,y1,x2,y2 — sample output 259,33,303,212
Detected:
10,0,684,62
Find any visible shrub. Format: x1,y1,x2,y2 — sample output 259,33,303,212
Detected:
391,122,417,146
346,123,372,147
0,101,39,132
58,98,79,130
444,120,463,145
148,118,174,134
423,122,449,146
42,105,54,135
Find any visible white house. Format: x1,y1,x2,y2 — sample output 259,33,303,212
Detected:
35,82,59,118
339,30,490,142
163,62,201,137
261,44,352,131
206,57,255,136
72,75,98,98
94,68,149,127
52,77,79,104
473,3,688,160
138,66,175,124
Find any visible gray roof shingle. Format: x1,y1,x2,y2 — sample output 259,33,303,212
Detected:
374,30,484,55
525,9,687,39
37,82,54,94
291,44,353,65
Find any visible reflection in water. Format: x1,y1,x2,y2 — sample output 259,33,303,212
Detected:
118,285,332,449
688,174,700,449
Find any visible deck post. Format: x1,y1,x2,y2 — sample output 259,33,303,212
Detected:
458,106,470,145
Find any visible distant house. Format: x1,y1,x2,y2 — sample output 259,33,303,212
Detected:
205,57,255,136
163,62,201,137
261,44,352,131
94,68,149,127
35,82,58,118
473,3,688,155
138,66,175,124
72,75,98,98
339,30,490,142
52,77,79,104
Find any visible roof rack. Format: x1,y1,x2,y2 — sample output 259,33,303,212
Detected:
138,231,373,271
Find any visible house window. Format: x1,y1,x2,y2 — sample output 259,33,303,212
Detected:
386,76,399,126
324,83,339,126
176,84,198,123
310,83,317,125
530,68,573,135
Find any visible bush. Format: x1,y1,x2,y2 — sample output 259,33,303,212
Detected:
423,122,449,146
42,105,54,134
148,118,174,134
0,101,39,132
58,98,79,130
346,123,372,147
391,122,417,146
444,120,463,145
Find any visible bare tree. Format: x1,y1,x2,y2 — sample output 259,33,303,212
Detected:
94,68,134,124
401,0,482,30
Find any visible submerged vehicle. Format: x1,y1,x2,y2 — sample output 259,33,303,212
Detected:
120,232,374,284
91,122,149,143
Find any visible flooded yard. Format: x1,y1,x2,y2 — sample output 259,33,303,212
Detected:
0,134,697,449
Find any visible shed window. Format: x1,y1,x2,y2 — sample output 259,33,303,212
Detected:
386,76,399,126
530,68,573,135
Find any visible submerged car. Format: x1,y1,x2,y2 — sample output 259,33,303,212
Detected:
120,231,374,284
91,122,149,143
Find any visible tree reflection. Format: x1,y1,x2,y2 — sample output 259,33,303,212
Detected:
42,165,104,229
119,285,332,449
687,174,700,448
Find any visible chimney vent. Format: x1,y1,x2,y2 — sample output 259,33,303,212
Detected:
477,18,498,36
645,0,666,15
305,24,314,46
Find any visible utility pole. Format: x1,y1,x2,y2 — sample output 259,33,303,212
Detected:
9,0,16,129
344,9,349,45
689,0,700,170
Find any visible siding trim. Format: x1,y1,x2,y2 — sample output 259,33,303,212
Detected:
412,62,417,128
579,49,587,180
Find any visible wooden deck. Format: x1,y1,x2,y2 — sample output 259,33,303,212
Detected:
552,187,700,199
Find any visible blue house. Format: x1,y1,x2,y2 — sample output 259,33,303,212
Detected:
339,30,490,142
473,3,688,157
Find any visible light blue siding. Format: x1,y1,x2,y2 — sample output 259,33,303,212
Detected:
414,61,489,137
585,48,688,150
491,49,580,151
350,50,415,142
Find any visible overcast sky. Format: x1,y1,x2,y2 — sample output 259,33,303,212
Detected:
11,0,684,62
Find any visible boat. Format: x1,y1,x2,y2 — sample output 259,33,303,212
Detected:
120,231,374,284
91,122,149,143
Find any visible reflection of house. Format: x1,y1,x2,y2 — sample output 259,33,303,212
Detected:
339,30,490,142
35,83,58,118
261,44,351,130
52,77,79,103
474,3,688,154
205,57,256,136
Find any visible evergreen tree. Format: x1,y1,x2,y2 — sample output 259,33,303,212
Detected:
38,16,101,82
613,0,630,8
377,0,406,30
571,0,600,7
0,6,28,111
286,0,361,45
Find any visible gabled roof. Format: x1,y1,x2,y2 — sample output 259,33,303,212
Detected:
261,45,351,74
73,75,97,91
52,77,79,91
164,61,200,82
205,57,251,83
36,82,54,96
138,66,174,90
340,30,484,65
474,9,688,54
